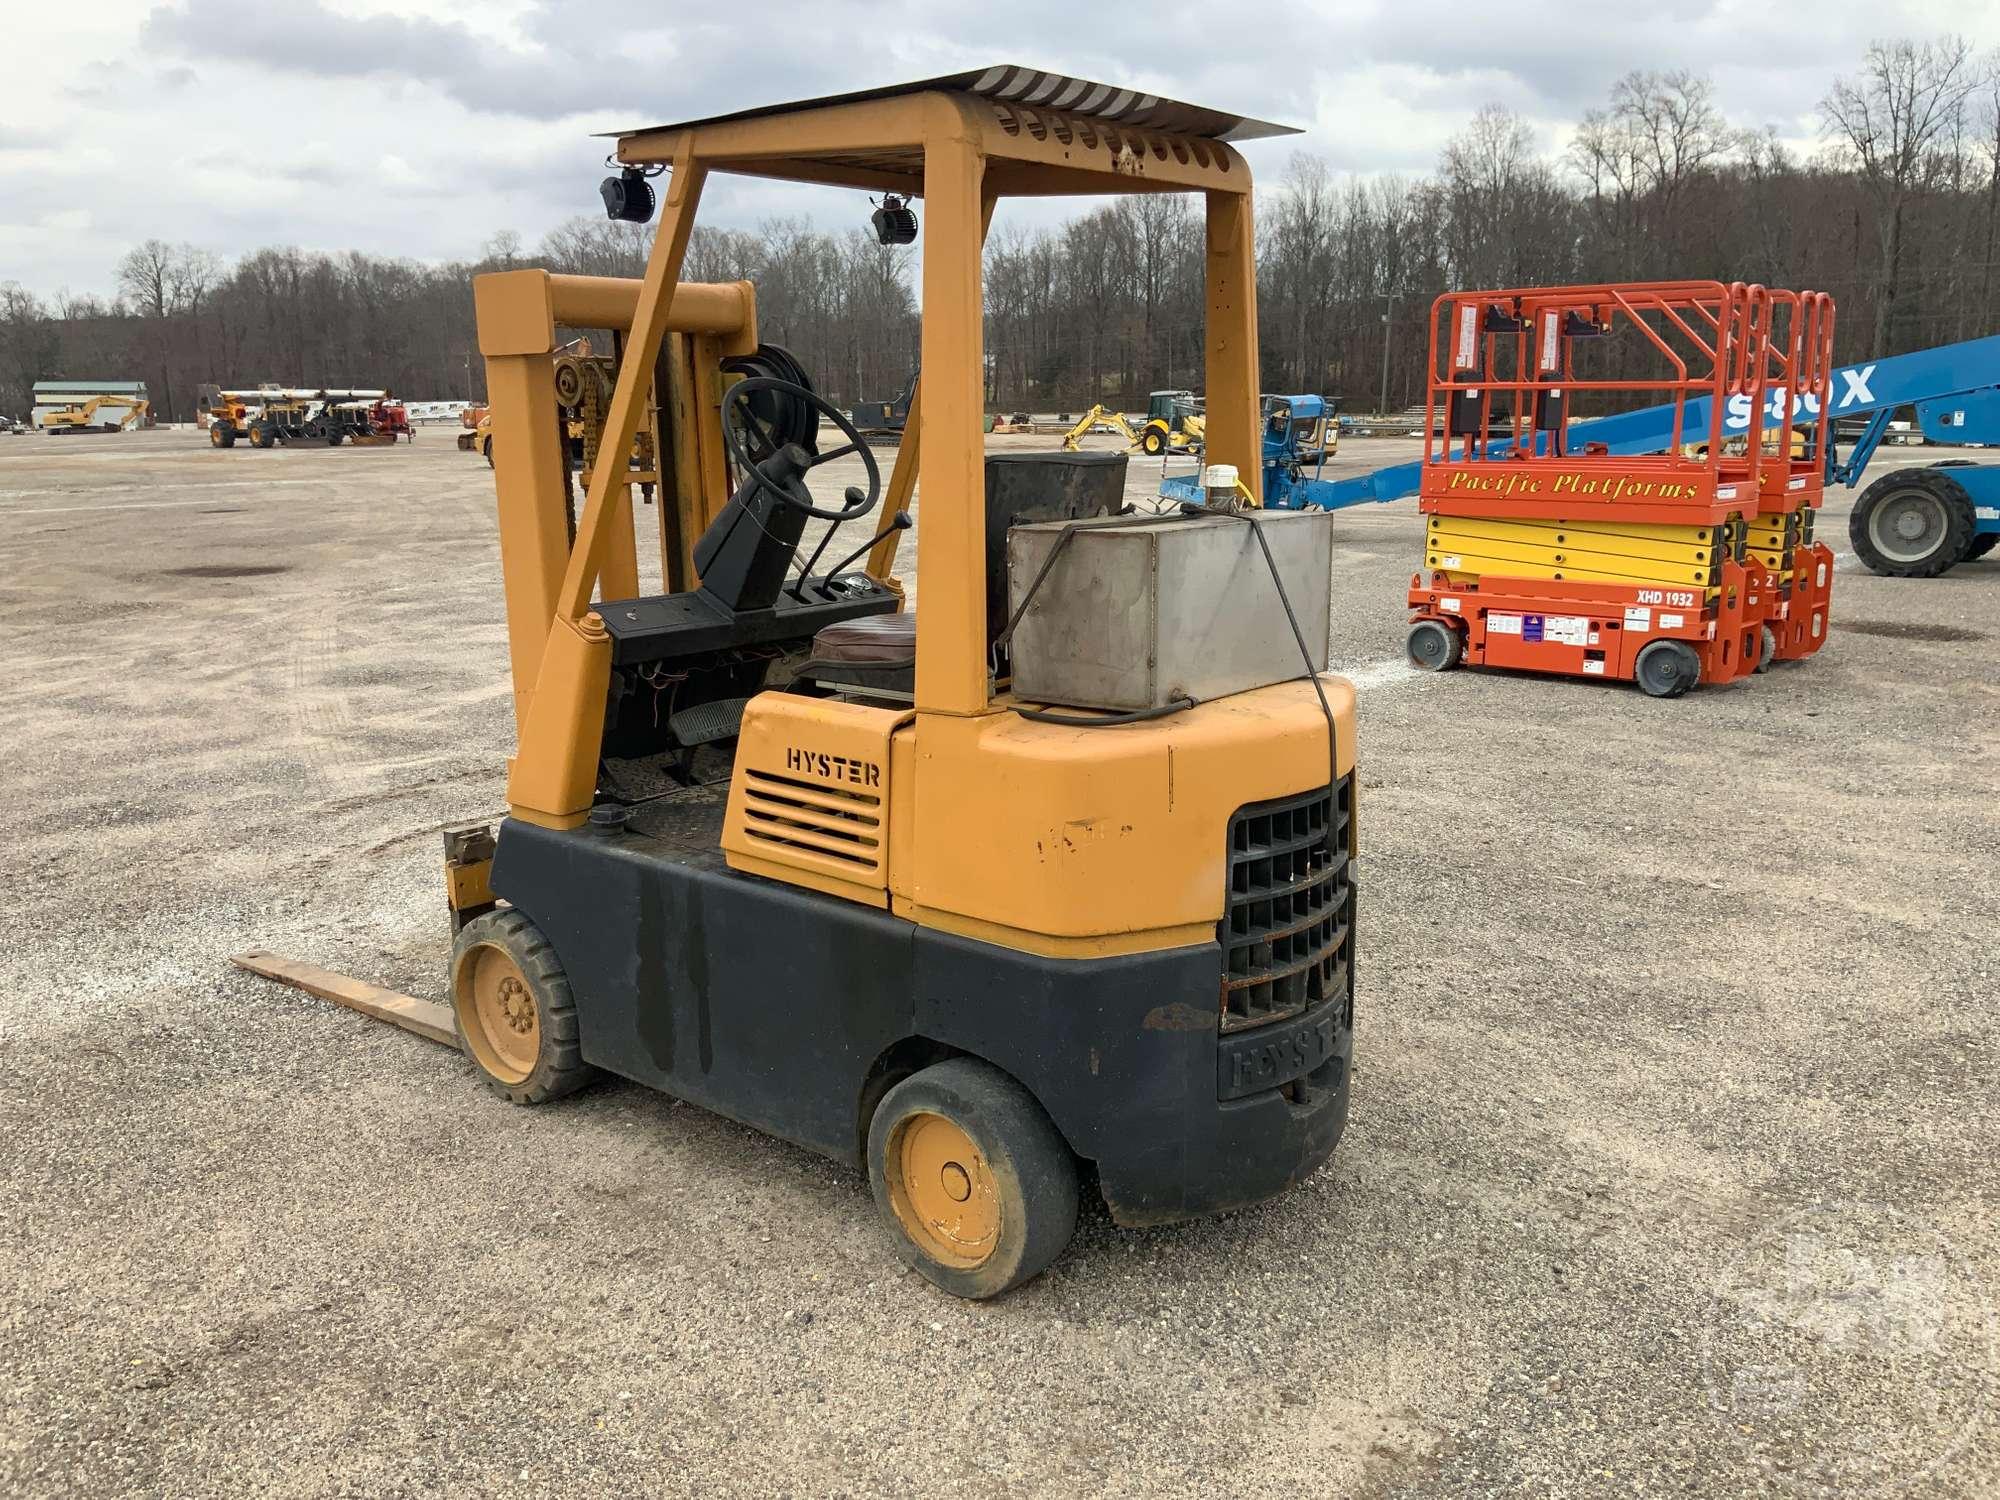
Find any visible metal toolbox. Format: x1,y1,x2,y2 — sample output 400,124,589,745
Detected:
1006,510,1335,711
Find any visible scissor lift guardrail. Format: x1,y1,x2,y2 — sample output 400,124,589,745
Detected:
1401,281,1835,696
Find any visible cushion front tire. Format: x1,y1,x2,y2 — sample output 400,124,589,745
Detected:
450,908,597,1106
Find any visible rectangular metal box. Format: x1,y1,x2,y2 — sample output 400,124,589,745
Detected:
1006,510,1335,711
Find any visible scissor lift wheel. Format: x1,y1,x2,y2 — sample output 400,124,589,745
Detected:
450,908,597,1105
1406,619,1463,672
1634,639,1701,699
868,1059,1079,1299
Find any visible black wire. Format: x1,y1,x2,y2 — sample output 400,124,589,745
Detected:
994,502,1339,873
989,510,1188,694
993,503,1332,758
1156,502,1343,881
1015,697,1197,725
1012,504,1341,860
1222,508,1342,834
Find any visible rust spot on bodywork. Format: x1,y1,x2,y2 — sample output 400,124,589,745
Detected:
1142,1002,1213,1032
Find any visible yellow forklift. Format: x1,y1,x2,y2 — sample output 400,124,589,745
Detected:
448,66,1360,1297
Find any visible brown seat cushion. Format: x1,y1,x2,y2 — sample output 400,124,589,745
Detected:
811,611,916,666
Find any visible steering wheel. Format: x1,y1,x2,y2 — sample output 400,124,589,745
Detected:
722,377,881,522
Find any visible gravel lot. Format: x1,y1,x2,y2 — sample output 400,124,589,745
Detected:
1,425,1994,1498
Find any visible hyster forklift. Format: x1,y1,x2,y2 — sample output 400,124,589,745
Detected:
448,67,1359,1297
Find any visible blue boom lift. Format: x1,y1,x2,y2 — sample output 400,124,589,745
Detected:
1303,334,2000,577
1160,394,1342,508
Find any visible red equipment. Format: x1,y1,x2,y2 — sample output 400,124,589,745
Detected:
1406,281,1837,696
366,400,411,441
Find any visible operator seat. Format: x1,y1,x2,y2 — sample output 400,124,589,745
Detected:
805,450,1129,698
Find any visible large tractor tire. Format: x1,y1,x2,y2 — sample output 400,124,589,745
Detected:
1139,425,1167,456
1849,468,1976,578
450,908,598,1106
209,424,235,448
247,422,272,449
867,1058,1079,1300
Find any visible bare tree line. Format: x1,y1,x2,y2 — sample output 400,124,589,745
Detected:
5,40,2000,425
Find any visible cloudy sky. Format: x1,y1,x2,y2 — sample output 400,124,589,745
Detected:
4,0,1997,299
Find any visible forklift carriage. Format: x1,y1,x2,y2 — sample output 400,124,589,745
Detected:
452,67,1359,1297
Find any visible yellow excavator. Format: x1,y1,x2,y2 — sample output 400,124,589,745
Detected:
1060,389,1205,454
43,394,149,434
271,67,1359,1300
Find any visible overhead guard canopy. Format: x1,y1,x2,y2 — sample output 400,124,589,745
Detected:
610,64,1299,143
609,64,1301,197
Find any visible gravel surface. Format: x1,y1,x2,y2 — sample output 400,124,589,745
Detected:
1,426,1994,1498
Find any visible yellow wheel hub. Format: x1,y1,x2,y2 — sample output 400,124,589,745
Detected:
888,1112,1000,1267
456,944,540,1084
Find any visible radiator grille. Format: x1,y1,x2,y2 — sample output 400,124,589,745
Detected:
741,769,882,872
1219,780,1353,1032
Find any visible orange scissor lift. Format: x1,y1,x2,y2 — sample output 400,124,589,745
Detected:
1405,281,1836,697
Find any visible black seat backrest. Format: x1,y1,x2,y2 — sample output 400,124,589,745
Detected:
984,450,1128,649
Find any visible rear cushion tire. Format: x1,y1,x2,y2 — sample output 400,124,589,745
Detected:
450,908,597,1106
1849,469,1975,577
867,1058,1079,1300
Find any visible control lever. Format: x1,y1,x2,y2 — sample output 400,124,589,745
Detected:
807,510,912,597
792,485,873,595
